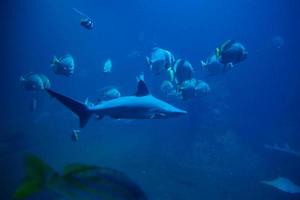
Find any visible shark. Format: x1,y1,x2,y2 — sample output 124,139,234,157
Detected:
46,78,187,128
261,177,300,194
264,143,300,157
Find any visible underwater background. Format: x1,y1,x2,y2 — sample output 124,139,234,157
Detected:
1,0,300,199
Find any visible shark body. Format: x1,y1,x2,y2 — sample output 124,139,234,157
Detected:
46,79,187,128
262,177,300,194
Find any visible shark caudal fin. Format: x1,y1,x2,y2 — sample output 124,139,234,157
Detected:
46,89,91,128
13,155,55,200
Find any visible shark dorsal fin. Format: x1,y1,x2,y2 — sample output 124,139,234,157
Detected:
135,80,150,96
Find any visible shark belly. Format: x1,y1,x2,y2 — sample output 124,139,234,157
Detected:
97,106,151,119
92,96,155,119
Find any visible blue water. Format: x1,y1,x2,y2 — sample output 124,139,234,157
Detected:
1,0,300,199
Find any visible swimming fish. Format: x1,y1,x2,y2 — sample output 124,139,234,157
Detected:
173,59,194,85
73,8,94,30
178,79,197,101
20,73,51,91
272,35,284,49
46,75,187,128
146,47,175,76
51,54,75,76
102,87,121,100
103,59,112,73
14,154,148,200
217,40,248,65
194,80,210,97
261,177,300,194
160,80,177,97
71,129,80,141
201,54,233,76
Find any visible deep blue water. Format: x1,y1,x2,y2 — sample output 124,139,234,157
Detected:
1,0,300,199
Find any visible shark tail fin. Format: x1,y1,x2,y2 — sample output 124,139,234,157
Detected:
13,155,55,200
46,89,92,128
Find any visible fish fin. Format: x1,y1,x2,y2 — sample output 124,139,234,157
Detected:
84,97,94,106
51,56,59,65
13,155,54,200
220,39,235,52
200,60,207,72
167,68,175,82
145,56,151,66
149,114,156,119
135,78,150,97
228,62,234,68
201,60,206,67
46,89,92,128
136,73,144,82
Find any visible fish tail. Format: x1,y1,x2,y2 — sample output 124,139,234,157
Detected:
13,155,55,199
51,56,58,66
46,89,92,128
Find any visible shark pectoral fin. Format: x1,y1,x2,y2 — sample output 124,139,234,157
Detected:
160,113,166,117
156,113,166,118
149,114,156,119
149,112,166,119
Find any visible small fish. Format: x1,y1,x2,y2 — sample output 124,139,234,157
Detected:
146,47,175,76
272,35,284,49
201,54,233,76
217,40,248,65
51,54,75,76
173,59,194,85
20,73,50,91
261,177,300,194
160,80,177,97
71,130,80,141
103,59,112,73
102,87,121,100
194,80,210,97
178,79,197,101
73,8,94,30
